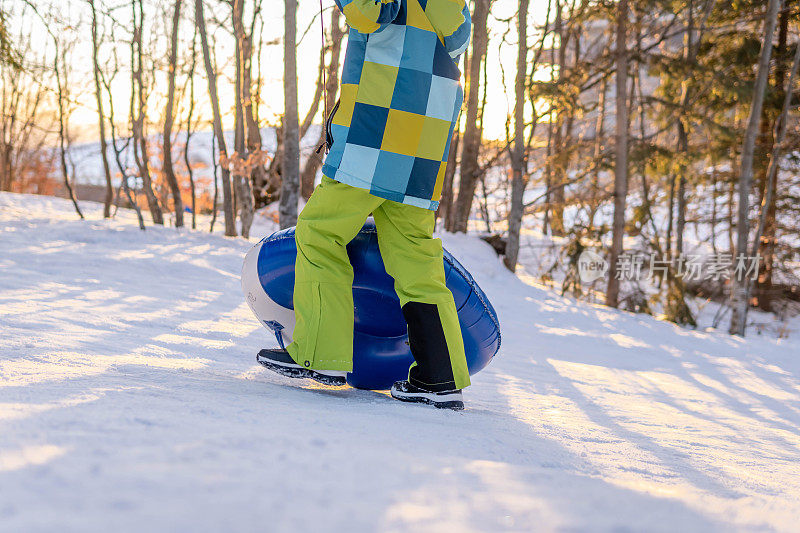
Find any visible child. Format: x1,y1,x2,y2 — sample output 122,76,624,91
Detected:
259,0,472,410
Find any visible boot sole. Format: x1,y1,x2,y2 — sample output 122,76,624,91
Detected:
256,354,347,387
390,388,464,411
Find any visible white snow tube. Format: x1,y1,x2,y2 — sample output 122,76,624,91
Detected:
241,240,296,349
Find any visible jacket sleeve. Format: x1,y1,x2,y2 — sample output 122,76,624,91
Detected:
443,2,471,58
333,0,402,34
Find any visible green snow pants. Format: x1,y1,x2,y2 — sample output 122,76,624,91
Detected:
286,176,470,392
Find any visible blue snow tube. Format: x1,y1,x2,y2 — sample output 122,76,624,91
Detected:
241,221,501,390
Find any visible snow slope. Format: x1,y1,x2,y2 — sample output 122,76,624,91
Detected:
2,193,800,532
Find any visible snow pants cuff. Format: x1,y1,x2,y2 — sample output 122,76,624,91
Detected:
286,281,355,373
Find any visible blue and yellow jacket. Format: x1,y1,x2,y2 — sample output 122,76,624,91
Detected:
323,0,472,210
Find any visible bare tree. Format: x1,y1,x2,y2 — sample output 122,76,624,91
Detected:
163,0,185,227
751,35,800,264
587,76,607,231
231,0,259,238
748,0,797,327
0,39,47,193
210,132,220,232
54,35,83,219
131,0,163,224
300,7,343,201
548,0,567,237
451,0,491,233
196,0,236,236
98,42,146,230
659,0,714,325
605,0,629,308
437,113,460,226
729,0,784,335
250,11,280,209
184,24,199,230
504,0,530,272
280,0,300,228
755,1,793,311
88,0,113,218
674,0,714,258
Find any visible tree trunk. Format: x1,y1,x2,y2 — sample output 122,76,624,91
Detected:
444,46,469,232
727,177,735,254
280,0,300,228
729,0,784,336
634,26,660,243
672,0,712,257
185,26,198,229
89,0,113,218
239,11,272,212
451,0,490,233
665,174,676,264
542,109,554,234
268,124,284,207
300,8,343,201
98,44,146,230
708,168,718,255
54,41,83,220
755,0,792,311
232,0,256,238
671,0,714,294
674,0,695,258
549,1,567,236
163,0,184,227
131,0,163,225
0,141,9,192
196,0,236,236
750,28,800,309
504,0,529,272
210,133,219,233
300,47,327,142
605,0,629,308
232,30,243,221
438,124,459,227
675,124,688,256
588,77,607,231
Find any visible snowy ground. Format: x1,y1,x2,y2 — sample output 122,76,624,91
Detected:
2,193,800,532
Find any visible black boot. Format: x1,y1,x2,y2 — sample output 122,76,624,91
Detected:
256,349,348,387
390,380,464,410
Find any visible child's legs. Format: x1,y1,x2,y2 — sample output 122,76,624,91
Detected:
287,176,382,372
372,202,470,391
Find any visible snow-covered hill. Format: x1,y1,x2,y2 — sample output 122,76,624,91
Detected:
2,192,800,532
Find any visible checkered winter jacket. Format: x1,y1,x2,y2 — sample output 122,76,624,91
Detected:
323,0,472,210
